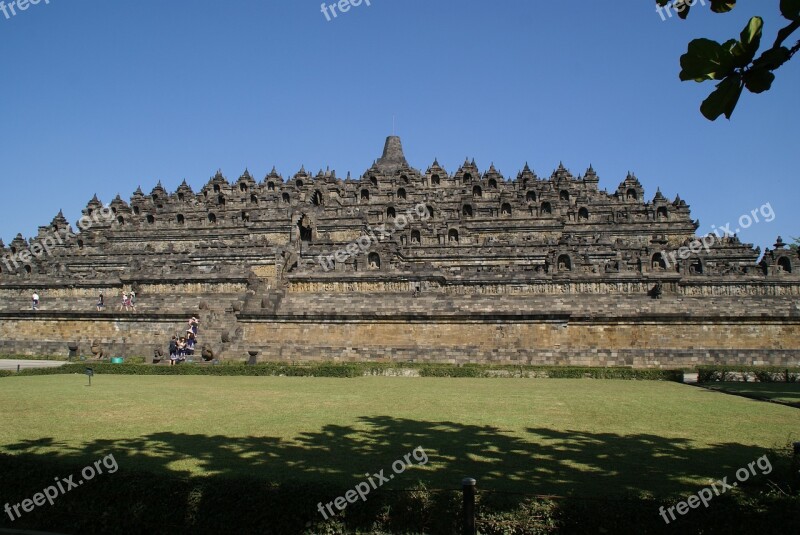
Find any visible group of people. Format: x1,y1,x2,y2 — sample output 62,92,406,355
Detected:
95,291,136,311
119,291,136,311
29,291,136,312
168,317,200,365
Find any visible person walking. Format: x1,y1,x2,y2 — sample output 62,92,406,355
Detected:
186,332,196,357
129,291,136,311
168,336,178,366
96,292,105,311
31,292,39,311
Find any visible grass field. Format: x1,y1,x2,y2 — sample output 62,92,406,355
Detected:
702,382,800,407
1,375,797,499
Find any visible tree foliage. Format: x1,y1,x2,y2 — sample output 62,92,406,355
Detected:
656,0,800,120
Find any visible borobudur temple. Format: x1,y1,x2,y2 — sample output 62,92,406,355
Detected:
1,136,798,367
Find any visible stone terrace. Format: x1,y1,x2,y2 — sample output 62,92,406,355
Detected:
1,136,799,366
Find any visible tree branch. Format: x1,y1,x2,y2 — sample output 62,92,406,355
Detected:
789,40,800,59
773,18,800,49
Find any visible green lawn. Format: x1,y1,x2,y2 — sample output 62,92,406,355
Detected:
703,382,800,407
1,375,797,498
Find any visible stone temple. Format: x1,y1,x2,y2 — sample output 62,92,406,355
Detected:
1,136,798,367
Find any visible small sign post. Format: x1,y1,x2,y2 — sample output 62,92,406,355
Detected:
85,367,94,386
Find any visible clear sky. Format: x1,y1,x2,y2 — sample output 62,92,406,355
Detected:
1,0,797,252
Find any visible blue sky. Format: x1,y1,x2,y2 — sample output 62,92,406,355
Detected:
1,0,797,252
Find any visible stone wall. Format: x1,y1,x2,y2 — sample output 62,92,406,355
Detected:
0,315,186,358
4,310,799,368
287,279,800,296
237,318,800,367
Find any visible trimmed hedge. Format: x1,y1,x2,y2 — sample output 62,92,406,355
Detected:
419,365,485,378
14,363,363,378
697,365,800,383
419,365,683,381
8,362,683,381
538,367,683,381
0,370,14,378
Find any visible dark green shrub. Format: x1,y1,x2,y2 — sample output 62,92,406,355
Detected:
697,366,800,383
311,364,359,377
1,450,796,535
15,362,364,378
419,365,484,377
545,367,682,382
754,370,779,383
9,362,682,382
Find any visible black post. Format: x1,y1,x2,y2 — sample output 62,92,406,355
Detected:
793,443,800,489
462,477,476,535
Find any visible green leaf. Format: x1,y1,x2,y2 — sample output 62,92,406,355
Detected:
710,0,736,13
680,39,736,82
752,46,792,71
780,0,800,21
743,68,775,93
727,17,763,67
739,17,763,48
700,75,743,120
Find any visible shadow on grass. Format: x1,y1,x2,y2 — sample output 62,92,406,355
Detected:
1,417,798,534
0,416,788,498
703,382,800,407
